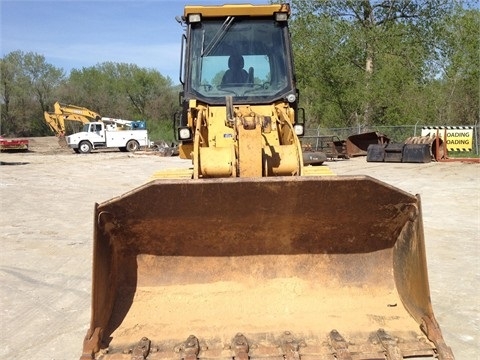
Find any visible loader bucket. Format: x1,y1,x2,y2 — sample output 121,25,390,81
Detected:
82,176,454,359
346,131,390,157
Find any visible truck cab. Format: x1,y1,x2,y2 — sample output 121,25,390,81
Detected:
84,122,105,143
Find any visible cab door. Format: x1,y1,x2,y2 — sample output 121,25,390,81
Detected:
87,123,105,145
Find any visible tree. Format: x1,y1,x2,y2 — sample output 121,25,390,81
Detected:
61,62,179,141
0,51,64,136
0,52,24,135
437,8,479,125
288,0,457,128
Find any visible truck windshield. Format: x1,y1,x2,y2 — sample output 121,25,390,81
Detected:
187,18,294,104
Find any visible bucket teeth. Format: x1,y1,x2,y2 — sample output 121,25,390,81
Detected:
131,337,150,360
377,329,403,360
281,331,301,360
179,335,200,360
232,333,249,360
329,330,352,360
106,330,447,359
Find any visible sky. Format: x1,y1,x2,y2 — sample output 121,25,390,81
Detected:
0,0,268,84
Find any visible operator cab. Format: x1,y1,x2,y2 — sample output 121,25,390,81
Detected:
181,5,296,105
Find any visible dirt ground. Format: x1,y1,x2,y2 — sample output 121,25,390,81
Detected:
0,136,478,359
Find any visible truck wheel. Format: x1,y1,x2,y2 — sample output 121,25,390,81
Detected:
126,140,139,152
78,141,92,154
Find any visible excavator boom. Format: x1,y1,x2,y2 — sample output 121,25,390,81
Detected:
43,102,102,137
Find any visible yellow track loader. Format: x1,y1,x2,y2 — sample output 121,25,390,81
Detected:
80,4,454,359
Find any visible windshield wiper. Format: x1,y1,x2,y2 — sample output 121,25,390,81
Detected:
201,16,235,57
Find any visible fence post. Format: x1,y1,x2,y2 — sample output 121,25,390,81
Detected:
475,123,479,155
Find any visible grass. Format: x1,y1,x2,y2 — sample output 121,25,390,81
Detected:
447,151,479,158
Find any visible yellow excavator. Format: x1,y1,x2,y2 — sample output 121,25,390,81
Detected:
43,102,102,144
80,4,454,359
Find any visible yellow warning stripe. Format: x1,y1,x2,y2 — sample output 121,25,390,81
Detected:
302,165,335,176
151,168,194,180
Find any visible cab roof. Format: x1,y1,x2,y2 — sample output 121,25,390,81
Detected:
184,3,290,18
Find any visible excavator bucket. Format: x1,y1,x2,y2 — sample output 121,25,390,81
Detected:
82,176,454,359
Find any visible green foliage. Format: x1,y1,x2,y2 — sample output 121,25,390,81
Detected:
63,62,182,139
0,54,181,137
212,71,226,87
60,62,179,129
148,117,175,144
289,0,477,128
438,8,480,125
1,51,64,136
1,3,478,136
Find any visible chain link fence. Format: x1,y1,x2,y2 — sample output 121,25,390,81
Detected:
305,124,479,155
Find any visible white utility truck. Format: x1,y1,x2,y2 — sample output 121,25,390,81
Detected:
66,119,150,154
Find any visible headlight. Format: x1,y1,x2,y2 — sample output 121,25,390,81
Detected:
178,127,192,140
275,12,288,22
286,93,296,103
294,124,304,136
188,13,201,23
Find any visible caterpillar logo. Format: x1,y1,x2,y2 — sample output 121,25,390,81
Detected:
421,126,474,152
